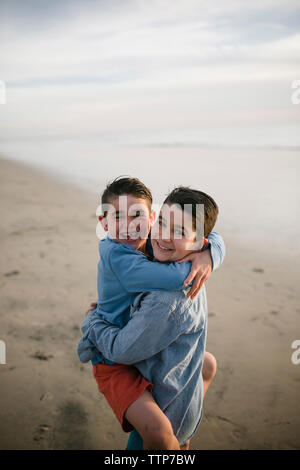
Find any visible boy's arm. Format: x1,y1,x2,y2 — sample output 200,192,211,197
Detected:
107,231,225,295
179,230,226,299
85,292,193,364
108,243,191,293
206,231,226,271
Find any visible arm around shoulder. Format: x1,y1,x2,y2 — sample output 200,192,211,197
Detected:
87,292,182,363
207,231,226,271
108,243,191,293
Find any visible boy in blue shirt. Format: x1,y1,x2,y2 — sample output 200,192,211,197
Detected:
78,177,225,449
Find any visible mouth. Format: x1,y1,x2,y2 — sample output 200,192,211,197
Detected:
155,240,173,253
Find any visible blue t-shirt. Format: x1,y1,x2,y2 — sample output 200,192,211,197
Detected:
91,234,191,365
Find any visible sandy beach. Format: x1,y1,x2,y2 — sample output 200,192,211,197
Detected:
0,156,299,450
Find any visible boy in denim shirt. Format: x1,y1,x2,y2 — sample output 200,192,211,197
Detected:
78,178,225,449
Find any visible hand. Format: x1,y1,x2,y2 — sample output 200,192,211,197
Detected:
85,301,97,317
178,249,212,299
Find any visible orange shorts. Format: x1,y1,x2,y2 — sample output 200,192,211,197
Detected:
93,362,154,432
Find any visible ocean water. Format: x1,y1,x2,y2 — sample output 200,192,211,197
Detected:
1,136,300,255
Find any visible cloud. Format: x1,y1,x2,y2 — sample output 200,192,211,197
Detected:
0,0,299,140
1,0,299,82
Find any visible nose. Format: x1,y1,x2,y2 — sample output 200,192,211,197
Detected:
118,217,141,239
160,226,172,242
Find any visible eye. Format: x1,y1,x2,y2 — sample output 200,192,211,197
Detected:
158,219,166,227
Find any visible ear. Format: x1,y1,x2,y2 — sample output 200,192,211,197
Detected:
149,210,157,226
98,215,108,231
194,237,205,251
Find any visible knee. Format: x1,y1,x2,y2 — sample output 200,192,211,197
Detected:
143,425,176,450
155,429,176,450
202,352,217,383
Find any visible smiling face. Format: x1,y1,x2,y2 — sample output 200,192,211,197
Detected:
151,203,203,262
100,194,155,252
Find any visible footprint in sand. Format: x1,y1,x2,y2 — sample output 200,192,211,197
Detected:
51,400,89,449
215,365,233,400
4,270,20,277
33,424,51,442
31,351,53,361
252,268,264,273
261,316,283,336
205,413,247,442
40,392,53,401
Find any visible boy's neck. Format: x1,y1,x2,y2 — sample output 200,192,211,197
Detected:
138,241,150,257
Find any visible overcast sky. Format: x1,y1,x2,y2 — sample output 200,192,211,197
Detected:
0,0,300,142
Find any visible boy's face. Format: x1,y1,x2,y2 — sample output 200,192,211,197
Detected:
100,194,155,252
151,204,203,262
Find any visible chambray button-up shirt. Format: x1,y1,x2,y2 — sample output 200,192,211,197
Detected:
78,231,224,364
77,231,225,444
84,287,207,445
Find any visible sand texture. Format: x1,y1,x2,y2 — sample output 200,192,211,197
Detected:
0,157,299,450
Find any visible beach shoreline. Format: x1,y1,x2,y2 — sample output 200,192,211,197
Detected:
0,156,299,450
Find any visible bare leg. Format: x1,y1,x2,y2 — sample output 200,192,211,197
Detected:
180,352,217,451
125,389,180,450
202,351,217,398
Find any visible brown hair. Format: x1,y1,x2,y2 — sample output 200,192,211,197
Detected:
101,176,153,215
164,186,218,238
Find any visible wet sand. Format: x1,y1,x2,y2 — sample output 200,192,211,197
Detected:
0,157,299,449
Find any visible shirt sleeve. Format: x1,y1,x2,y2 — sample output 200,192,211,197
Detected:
206,231,226,271
87,292,185,364
108,243,192,293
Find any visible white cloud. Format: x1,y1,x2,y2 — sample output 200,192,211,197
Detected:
0,0,299,141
